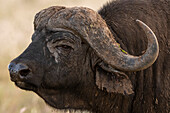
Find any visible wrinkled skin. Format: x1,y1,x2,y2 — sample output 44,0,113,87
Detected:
8,0,169,113
10,29,95,110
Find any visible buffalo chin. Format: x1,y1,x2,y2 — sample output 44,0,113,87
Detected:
35,88,91,111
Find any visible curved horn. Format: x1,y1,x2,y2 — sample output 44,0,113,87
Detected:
45,7,159,71
98,19,159,71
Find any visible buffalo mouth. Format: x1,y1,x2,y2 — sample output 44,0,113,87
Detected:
15,81,37,91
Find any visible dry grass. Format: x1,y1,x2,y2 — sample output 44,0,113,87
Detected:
0,0,109,113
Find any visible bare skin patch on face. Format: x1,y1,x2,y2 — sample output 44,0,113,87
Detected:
46,31,82,64
47,40,60,63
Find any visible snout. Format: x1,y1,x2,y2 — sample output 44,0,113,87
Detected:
8,62,38,90
8,62,31,82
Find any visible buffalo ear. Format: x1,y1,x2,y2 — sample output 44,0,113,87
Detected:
95,62,134,95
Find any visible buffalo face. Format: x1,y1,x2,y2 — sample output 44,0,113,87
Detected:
8,28,92,109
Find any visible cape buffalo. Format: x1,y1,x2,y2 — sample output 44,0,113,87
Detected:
8,0,169,113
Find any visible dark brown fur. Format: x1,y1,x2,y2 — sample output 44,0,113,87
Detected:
99,0,169,112
8,0,169,113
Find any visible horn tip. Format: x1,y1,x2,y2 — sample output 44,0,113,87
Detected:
136,19,150,32
136,19,143,25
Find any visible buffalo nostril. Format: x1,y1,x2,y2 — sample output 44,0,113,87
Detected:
8,62,31,79
19,69,31,77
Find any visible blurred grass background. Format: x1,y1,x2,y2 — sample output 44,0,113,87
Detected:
0,0,110,113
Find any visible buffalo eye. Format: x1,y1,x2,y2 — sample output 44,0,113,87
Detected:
55,45,72,50
54,45,73,56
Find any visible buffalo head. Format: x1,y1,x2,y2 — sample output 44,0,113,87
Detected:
8,6,159,111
